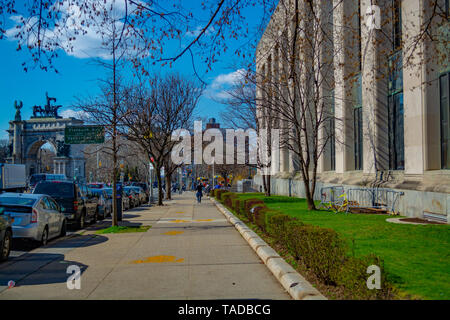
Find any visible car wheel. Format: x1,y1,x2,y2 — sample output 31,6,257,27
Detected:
77,212,86,230
0,230,12,262
60,220,67,237
41,227,49,246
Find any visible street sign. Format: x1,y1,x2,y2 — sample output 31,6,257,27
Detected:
65,125,105,144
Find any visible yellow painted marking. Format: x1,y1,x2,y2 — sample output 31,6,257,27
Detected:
175,212,185,214
170,219,190,223
194,219,213,222
131,255,185,264
163,231,184,236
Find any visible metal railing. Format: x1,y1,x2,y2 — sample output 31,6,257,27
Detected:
345,188,403,214
318,186,345,210
319,186,403,214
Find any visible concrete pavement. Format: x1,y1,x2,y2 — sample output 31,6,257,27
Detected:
0,192,290,300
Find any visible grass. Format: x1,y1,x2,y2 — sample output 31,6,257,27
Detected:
234,193,450,300
95,226,151,234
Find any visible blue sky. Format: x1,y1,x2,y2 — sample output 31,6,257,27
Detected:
0,1,269,140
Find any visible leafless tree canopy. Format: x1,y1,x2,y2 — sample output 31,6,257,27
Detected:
0,0,279,75
121,73,203,205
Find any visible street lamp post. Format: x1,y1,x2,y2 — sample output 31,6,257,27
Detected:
149,162,154,204
212,157,215,188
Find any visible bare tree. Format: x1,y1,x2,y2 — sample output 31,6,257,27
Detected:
218,71,275,195
122,73,202,206
253,0,342,209
0,140,10,163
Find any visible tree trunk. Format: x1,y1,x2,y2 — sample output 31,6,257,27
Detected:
263,174,271,197
262,173,267,194
112,160,118,226
156,167,163,206
165,174,172,200
303,179,316,211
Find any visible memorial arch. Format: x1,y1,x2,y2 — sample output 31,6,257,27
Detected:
6,94,87,179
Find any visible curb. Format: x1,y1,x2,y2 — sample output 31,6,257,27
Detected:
211,198,327,300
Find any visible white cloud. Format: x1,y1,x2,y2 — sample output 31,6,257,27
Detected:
205,69,247,100
60,108,89,120
5,0,142,60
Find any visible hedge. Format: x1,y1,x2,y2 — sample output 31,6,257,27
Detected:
213,191,392,299
286,224,346,285
222,192,238,208
215,189,229,202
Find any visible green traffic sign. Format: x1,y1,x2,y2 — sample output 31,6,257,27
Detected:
65,125,105,144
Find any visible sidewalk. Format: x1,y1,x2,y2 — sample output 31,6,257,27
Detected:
0,192,290,300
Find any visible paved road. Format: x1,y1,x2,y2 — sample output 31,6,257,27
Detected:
0,192,290,300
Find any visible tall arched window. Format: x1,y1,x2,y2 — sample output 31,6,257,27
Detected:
387,0,404,170
441,72,450,169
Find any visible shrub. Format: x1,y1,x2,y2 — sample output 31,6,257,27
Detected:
243,199,265,222
252,205,268,229
337,254,393,299
266,213,299,242
252,208,282,232
238,199,246,215
215,190,229,201
231,199,242,215
244,199,264,214
285,224,346,284
247,203,267,222
222,192,237,208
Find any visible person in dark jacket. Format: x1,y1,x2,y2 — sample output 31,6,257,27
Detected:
196,184,203,203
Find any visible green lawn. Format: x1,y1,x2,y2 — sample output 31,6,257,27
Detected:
95,226,151,234
234,193,450,300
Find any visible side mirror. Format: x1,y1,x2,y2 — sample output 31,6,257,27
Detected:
0,207,4,215
60,206,66,213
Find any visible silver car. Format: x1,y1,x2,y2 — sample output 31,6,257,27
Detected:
129,187,146,205
0,193,67,245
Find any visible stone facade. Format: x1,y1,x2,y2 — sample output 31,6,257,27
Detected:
6,117,87,179
255,0,450,222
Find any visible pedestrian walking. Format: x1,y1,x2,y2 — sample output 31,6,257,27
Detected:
196,183,203,203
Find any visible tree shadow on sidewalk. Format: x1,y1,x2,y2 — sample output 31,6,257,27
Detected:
0,252,88,288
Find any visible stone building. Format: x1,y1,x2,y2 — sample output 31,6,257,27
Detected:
255,0,449,222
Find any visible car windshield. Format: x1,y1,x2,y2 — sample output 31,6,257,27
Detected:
0,197,37,206
91,189,103,196
89,184,103,189
47,175,66,181
30,174,46,184
34,182,74,198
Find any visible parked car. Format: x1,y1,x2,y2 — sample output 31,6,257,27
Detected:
33,181,97,229
90,188,111,219
87,183,105,189
0,206,13,262
130,182,149,202
77,184,99,222
122,190,131,211
124,187,139,208
129,186,147,204
28,174,68,191
103,188,130,211
0,193,66,246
